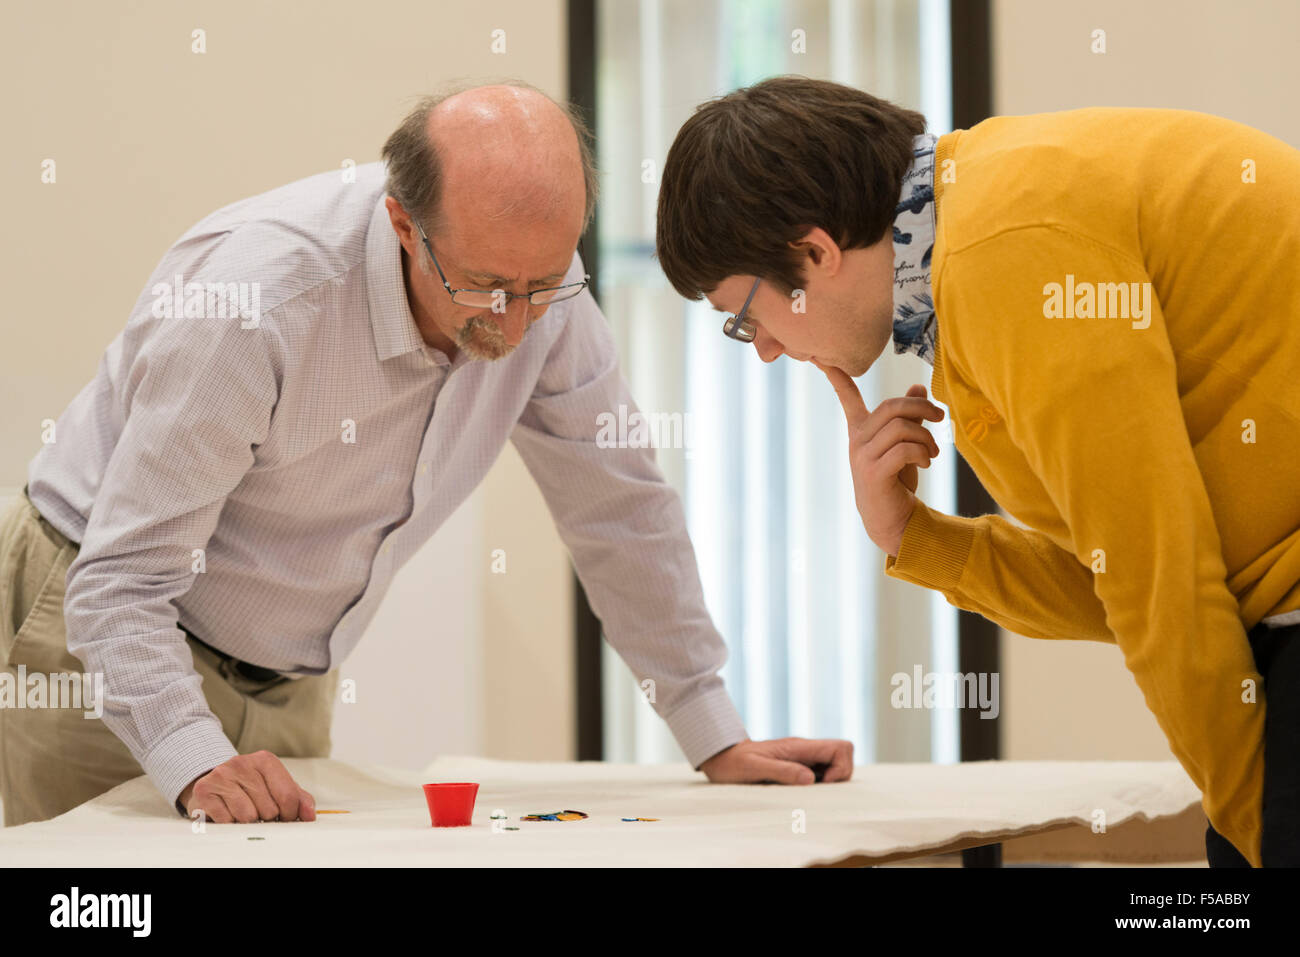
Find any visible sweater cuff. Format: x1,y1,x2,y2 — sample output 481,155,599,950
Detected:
662,684,749,770
884,500,976,593
140,719,239,818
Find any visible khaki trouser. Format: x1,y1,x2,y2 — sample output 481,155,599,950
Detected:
0,489,338,826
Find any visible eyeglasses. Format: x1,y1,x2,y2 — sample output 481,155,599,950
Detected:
722,277,762,342
414,219,590,308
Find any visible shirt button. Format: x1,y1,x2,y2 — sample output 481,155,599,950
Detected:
419,462,428,474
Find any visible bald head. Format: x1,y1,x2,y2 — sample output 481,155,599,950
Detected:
382,81,596,243
428,86,584,235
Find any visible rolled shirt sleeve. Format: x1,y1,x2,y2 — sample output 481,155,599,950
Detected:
509,288,749,769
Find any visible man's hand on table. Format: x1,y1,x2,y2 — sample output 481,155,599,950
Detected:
699,737,854,784
179,750,317,823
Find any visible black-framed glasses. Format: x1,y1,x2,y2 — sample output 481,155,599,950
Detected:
414,219,590,308
722,277,761,342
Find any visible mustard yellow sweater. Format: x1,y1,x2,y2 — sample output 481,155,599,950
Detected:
885,107,1300,867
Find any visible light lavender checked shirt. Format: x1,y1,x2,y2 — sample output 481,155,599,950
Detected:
27,161,748,808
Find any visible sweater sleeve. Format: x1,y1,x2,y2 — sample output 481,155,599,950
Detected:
932,224,1266,866
885,501,1115,643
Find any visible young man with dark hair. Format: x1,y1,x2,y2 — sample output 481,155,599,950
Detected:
655,75,1300,867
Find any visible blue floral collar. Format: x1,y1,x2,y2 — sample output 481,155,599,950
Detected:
891,133,939,364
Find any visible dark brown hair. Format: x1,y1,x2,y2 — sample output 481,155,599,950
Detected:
656,75,926,299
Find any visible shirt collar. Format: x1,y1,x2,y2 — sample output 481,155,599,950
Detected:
365,192,431,361
891,133,939,365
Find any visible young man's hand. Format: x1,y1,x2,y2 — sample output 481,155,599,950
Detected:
815,362,944,557
179,750,316,823
699,737,854,784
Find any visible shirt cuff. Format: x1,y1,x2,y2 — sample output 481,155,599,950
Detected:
139,719,239,817
662,684,749,770
883,499,975,593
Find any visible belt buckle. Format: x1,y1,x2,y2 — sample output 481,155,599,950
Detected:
234,660,282,683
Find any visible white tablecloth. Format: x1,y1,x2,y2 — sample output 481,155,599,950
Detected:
0,756,1201,866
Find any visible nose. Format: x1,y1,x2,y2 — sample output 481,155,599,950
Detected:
752,325,784,364
499,296,535,345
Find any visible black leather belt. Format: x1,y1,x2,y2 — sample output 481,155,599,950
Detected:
179,625,283,682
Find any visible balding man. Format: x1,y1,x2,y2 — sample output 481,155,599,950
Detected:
0,82,852,827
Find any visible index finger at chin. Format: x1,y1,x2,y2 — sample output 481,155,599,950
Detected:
814,360,847,385
819,365,869,417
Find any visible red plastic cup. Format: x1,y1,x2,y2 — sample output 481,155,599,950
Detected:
422,782,479,827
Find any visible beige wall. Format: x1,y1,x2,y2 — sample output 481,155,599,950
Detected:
992,0,1300,761
1,0,573,773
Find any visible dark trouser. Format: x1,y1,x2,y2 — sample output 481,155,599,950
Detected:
1205,620,1300,866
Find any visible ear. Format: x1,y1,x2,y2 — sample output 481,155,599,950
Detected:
384,197,418,250
788,226,843,276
